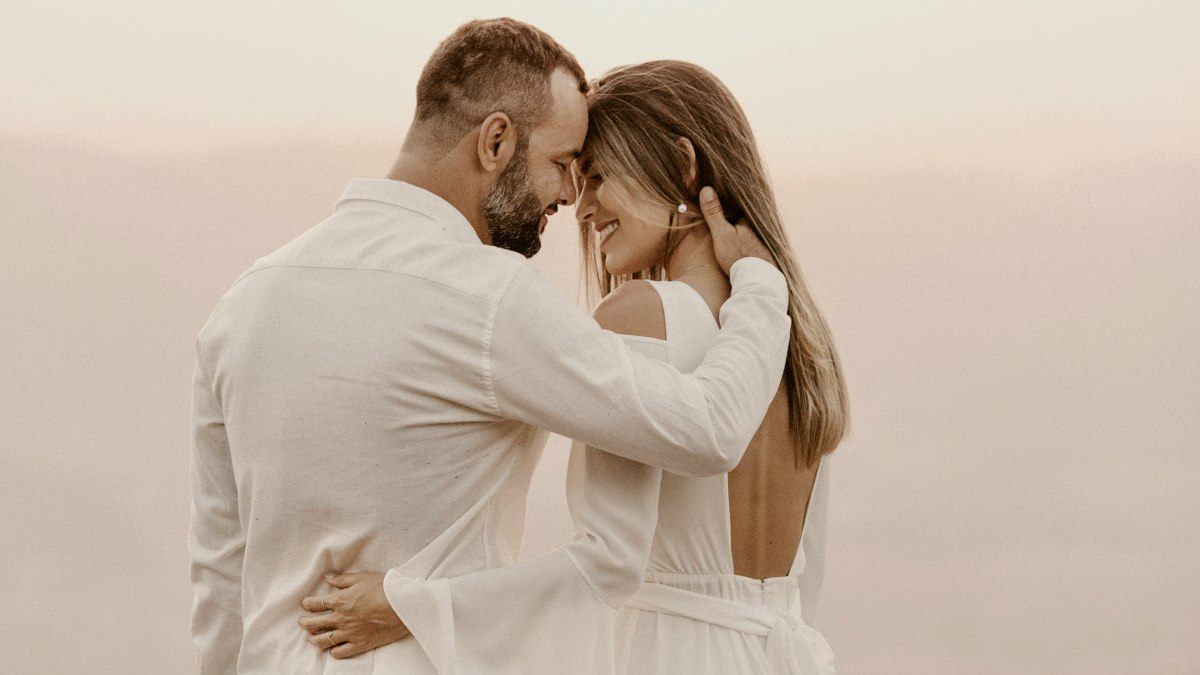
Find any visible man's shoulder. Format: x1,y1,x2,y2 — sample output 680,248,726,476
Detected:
407,239,530,300
230,212,530,303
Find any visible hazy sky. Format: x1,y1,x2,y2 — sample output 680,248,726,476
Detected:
2,1,1198,673
3,0,1197,170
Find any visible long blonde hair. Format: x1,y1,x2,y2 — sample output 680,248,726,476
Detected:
579,60,849,466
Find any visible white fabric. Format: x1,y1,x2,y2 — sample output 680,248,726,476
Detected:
381,280,834,675
612,280,835,675
188,179,790,674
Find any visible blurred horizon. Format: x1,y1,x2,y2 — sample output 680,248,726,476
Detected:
4,131,1197,673
2,1,1198,672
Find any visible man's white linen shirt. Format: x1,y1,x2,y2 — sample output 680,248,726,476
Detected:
190,179,790,673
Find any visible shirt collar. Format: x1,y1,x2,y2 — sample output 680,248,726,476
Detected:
336,178,482,245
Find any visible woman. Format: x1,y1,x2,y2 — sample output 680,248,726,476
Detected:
573,60,847,674
300,60,848,674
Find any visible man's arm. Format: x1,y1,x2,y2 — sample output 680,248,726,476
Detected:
491,198,789,477
189,351,245,674
294,194,781,669
301,337,666,672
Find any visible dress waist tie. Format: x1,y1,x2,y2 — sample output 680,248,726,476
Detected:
626,581,835,674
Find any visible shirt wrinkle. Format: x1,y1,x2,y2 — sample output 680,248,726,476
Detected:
189,177,792,674
480,263,526,417
231,262,510,303
562,545,629,613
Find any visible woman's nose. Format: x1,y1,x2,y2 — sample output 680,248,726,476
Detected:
575,187,595,222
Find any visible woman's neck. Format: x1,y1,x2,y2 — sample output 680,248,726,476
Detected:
665,228,721,281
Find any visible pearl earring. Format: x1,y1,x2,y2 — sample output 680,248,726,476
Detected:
676,203,688,213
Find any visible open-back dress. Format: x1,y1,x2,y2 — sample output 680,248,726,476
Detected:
608,279,836,675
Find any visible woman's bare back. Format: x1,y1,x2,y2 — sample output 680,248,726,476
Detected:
728,385,819,579
681,268,819,580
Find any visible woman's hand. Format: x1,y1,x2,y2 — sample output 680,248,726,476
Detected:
298,572,410,659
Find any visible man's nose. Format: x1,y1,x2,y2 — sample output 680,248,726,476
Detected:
559,173,578,207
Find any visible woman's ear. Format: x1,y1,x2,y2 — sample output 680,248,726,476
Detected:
676,137,698,192
477,112,516,173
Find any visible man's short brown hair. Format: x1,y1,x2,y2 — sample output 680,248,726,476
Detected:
412,18,586,153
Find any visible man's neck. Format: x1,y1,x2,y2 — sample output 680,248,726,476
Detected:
385,148,490,244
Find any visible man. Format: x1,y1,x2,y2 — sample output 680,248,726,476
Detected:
190,17,790,674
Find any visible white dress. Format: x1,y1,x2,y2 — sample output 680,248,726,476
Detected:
190,179,793,674
371,272,812,674
613,279,836,675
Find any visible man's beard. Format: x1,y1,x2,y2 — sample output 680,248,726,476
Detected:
482,140,545,258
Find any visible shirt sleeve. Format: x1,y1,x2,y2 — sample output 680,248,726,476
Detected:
491,257,790,477
384,339,666,675
188,350,245,675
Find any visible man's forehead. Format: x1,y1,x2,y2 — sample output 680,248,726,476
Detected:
549,68,587,120
531,69,587,154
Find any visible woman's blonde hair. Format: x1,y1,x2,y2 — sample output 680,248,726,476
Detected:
579,60,849,466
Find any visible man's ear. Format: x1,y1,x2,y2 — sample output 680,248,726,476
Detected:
676,137,698,192
477,112,517,173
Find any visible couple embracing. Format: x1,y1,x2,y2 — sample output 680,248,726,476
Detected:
190,17,848,675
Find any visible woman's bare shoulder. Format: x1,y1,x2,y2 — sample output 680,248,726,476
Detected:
591,280,666,340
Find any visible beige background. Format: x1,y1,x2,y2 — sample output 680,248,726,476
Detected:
2,1,1197,673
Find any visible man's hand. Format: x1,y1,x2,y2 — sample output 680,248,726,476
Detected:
702,186,778,275
299,572,410,659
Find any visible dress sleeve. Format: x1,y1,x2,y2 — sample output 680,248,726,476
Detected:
491,257,789,477
188,350,245,675
384,339,667,675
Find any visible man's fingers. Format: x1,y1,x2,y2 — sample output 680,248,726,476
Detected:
732,222,757,240
699,187,731,230
697,185,779,270
701,186,740,275
699,186,723,219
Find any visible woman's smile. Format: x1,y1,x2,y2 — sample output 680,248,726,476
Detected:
596,219,620,247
